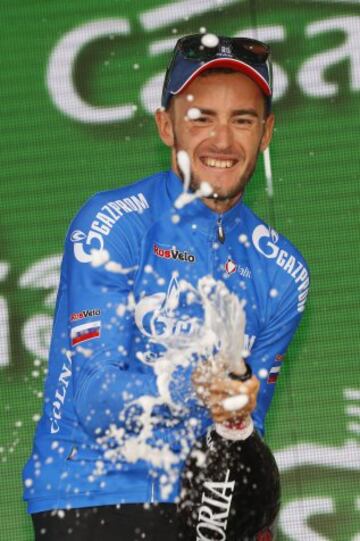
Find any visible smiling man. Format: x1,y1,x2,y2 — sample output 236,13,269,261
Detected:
157,71,273,214
24,34,309,540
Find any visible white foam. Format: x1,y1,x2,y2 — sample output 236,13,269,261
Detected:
222,394,249,412
90,248,110,267
258,368,268,379
171,214,180,224
186,107,201,120
177,150,191,192
201,33,219,48
105,261,137,274
96,276,248,497
174,181,213,209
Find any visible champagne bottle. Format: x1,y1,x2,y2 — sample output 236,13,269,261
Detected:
178,364,281,541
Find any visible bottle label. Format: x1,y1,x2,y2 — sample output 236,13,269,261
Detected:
196,469,235,541
215,416,254,441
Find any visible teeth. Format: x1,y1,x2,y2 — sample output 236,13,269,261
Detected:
203,158,235,169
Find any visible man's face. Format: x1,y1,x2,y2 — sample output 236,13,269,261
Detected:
156,72,274,207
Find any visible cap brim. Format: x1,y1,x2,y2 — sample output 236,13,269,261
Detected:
171,58,271,98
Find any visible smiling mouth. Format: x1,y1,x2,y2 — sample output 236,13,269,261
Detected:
201,157,238,169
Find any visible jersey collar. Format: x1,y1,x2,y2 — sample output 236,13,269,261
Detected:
165,169,244,235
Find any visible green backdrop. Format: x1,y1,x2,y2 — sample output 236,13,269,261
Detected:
1,1,359,539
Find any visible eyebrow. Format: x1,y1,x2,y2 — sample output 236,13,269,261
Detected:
197,108,260,118
232,109,260,118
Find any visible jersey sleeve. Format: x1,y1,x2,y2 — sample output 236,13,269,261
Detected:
249,263,310,435
64,196,158,438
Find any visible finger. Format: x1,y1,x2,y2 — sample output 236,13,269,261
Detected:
210,407,246,424
243,377,260,394
222,394,249,411
201,392,228,408
210,394,256,419
210,375,260,396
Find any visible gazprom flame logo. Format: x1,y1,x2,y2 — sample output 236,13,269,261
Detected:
134,276,198,341
252,225,280,259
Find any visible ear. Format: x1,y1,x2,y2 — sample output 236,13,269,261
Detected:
260,113,275,152
155,108,175,147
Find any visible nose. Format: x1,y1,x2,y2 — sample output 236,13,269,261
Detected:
210,123,234,150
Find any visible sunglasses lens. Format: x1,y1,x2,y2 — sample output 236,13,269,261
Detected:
179,36,215,60
233,39,269,62
179,35,269,64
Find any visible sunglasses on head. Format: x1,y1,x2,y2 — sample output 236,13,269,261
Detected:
175,34,270,64
161,34,271,109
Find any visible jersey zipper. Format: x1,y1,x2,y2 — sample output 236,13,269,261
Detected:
217,216,225,243
151,478,155,503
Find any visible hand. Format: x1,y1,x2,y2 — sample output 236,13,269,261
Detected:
192,359,260,424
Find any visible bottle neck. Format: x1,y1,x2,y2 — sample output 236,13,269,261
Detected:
215,415,254,441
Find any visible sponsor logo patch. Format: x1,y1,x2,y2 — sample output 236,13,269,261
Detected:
70,309,101,321
70,321,101,346
50,351,72,434
267,365,281,384
153,243,195,263
252,224,309,313
73,192,149,263
225,258,237,275
224,257,252,278
70,230,87,242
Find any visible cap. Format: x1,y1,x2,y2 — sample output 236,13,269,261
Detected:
161,34,272,109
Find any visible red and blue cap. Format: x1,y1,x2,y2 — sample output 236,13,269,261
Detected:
161,34,272,110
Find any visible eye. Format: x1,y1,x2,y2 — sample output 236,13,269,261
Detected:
234,116,255,126
192,115,211,124
186,108,212,124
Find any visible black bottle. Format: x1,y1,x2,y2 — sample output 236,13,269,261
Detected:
178,365,281,541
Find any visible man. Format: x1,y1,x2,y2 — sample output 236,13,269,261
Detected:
24,34,309,540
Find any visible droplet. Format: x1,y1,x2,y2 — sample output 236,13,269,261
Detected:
239,234,248,243
258,368,268,379
201,34,219,48
199,181,213,197
186,107,201,120
90,248,110,268
222,394,249,411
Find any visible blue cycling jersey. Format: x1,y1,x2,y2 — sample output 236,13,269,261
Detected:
23,170,309,513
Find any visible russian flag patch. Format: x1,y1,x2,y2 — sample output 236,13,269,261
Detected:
267,365,281,384
71,321,101,346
